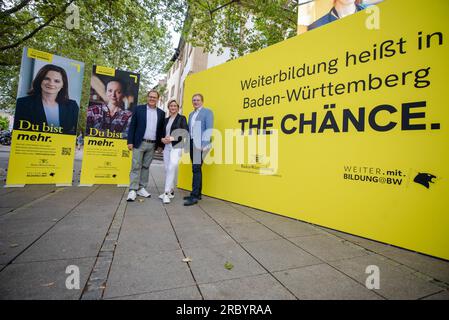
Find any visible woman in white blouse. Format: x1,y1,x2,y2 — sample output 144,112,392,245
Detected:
159,100,189,204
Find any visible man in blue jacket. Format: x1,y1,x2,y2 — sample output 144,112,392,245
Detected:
126,89,165,201
184,93,214,206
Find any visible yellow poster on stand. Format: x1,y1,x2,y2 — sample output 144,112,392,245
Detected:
6,48,84,185
7,131,76,185
178,0,449,260
79,66,140,185
80,137,132,185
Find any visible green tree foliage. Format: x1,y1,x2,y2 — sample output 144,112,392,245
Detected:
1,0,299,127
0,116,9,130
184,0,298,57
0,0,185,132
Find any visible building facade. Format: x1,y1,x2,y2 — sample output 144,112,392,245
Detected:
161,38,231,114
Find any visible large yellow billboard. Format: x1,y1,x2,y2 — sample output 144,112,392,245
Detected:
178,0,449,260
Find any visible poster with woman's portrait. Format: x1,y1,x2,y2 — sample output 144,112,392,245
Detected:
80,66,139,186
13,48,84,135
7,48,85,186
86,66,140,140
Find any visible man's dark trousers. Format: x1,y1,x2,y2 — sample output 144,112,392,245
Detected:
189,139,203,199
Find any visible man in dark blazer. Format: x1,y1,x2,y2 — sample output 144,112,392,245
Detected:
126,89,165,201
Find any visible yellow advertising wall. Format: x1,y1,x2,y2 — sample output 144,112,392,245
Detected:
178,0,449,260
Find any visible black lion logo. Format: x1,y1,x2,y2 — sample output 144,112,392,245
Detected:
414,173,436,189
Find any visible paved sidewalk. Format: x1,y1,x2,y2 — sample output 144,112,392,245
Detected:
0,161,448,300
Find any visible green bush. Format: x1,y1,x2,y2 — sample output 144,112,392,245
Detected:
0,116,9,131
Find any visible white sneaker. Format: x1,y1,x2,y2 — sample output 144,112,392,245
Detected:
162,193,171,204
137,188,151,198
127,190,136,202
160,191,174,199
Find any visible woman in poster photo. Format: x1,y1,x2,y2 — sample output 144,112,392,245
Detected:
86,78,132,139
308,0,367,31
13,64,79,135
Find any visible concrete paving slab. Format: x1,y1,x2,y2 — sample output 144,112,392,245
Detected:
228,202,249,211
107,286,202,300
241,239,321,272
0,188,17,196
165,201,207,215
115,225,180,255
1,206,73,223
289,234,368,262
69,205,118,220
200,274,296,300
199,196,228,205
273,264,383,300
319,227,404,254
223,222,282,243
175,223,235,249
422,290,449,300
103,249,195,299
87,185,125,198
199,203,254,226
184,243,266,284
125,200,171,220
237,207,292,225
27,187,95,208
0,207,13,216
0,234,42,264
71,195,123,209
321,228,449,281
65,214,117,228
44,213,113,234
378,248,449,284
122,210,172,227
123,206,171,225
0,257,95,299
261,220,324,238
200,203,241,213
330,254,443,299
0,186,56,209
14,223,108,263
168,210,217,228
0,219,54,239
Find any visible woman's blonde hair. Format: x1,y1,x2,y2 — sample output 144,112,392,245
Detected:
334,0,362,4
167,99,180,109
